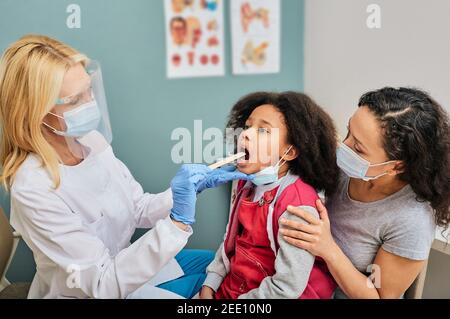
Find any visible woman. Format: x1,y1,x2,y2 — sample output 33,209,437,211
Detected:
0,34,252,299
281,87,450,298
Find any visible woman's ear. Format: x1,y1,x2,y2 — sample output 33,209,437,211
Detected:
387,160,405,176
284,145,299,161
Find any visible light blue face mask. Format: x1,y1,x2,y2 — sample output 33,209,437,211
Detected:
252,146,293,186
44,99,101,138
336,142,396,181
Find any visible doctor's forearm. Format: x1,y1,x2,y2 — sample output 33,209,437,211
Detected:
136,189,173,228
96,216,191,298
325,243,380,299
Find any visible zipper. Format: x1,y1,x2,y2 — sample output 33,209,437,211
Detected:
236,246,269,277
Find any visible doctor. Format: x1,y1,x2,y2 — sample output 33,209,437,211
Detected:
0,35,252,299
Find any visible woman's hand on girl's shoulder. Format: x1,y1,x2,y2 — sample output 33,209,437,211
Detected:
280,199,339,263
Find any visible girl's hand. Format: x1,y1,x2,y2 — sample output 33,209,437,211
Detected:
199,286,215,299
280,199,338,262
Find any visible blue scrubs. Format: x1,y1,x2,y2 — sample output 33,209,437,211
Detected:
157,249,215,299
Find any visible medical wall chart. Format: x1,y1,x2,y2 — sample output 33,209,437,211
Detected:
164,0,225,78
231,0,280,75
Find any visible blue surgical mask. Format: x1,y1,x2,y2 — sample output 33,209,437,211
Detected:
44,100,101,137
336,142,396,181
252,146,293,186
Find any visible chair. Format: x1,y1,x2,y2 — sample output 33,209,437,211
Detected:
0,206,30,299
404,259,428,299
405,234,450,299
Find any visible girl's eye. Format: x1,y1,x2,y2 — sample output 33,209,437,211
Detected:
258,127,270,134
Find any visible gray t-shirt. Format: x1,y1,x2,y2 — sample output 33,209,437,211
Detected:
327,172,436,298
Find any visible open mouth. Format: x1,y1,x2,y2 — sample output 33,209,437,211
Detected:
244,148,250,161
237,146,251,165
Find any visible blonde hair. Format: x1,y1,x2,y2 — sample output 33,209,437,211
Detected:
0,34,88,190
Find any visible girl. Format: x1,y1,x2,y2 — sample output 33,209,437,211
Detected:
200,91,340,299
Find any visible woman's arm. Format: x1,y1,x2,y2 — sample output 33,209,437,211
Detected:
280,200,426,299
318,240,424,298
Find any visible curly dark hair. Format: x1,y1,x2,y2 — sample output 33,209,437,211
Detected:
226,91,340,197
359,87,450,229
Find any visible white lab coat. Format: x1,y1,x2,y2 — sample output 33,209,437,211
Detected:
10,132,190,299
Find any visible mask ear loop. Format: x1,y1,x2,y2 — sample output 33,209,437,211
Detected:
368,160,398,167
48,112,64,120
42,121,66,136
42,112,66,135
276,145,293,168
363,172,388,181
363,160,399,180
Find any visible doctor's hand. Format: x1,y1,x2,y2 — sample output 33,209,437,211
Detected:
196,165,254,194
170,164,211,225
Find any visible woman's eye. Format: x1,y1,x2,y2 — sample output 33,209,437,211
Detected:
354,145,363,154
69,97,81,106
258,127,270,134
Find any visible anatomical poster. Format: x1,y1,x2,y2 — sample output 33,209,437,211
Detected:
164,0,225,78
231,0,280,75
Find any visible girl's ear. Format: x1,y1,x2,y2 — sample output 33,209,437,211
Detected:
283,145,299,161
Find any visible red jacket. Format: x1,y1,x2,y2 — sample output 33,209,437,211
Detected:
215,175,336,299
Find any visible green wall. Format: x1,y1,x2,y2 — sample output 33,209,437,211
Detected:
0,0,304,282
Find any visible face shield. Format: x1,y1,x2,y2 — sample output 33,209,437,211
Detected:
43,60,113,159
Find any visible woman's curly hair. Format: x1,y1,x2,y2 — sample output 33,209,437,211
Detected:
359,87,450,229
226,91,340,197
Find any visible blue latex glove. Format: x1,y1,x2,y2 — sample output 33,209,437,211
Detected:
196,165,255,194
170,164,211,225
